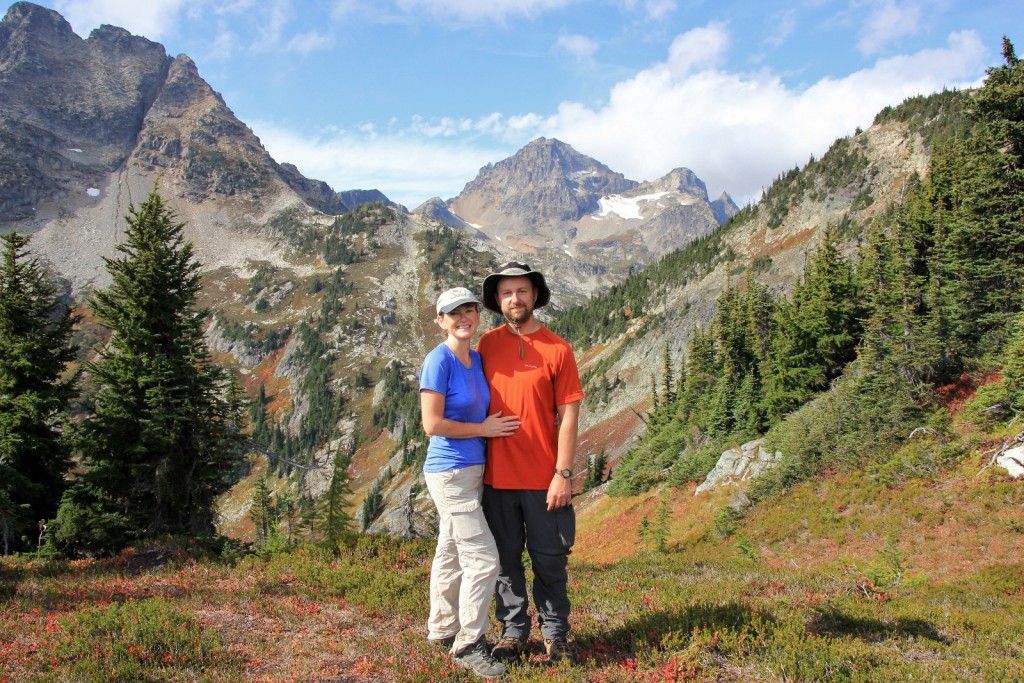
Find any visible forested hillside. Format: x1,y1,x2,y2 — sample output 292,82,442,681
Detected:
558,41,1023,509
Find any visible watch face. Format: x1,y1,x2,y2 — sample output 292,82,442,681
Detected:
558,469,571,478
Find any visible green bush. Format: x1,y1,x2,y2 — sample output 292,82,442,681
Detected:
54,597,237,681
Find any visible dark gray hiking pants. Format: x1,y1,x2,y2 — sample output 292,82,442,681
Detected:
482,486,576,641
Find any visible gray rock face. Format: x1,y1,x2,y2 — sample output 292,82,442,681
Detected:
0,2,170,220
337,189,396,211
0,2,392,226
695,438,781,494
448,137,637,245
444,138,735,269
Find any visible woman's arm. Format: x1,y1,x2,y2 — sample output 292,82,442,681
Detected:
420,390,521,438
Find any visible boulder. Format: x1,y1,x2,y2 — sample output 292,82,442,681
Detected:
997,445,1024,479
695,438,781,495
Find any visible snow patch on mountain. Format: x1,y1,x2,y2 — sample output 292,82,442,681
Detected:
594,191,671,220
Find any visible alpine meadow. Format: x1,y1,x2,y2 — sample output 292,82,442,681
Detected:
2,2,1024,680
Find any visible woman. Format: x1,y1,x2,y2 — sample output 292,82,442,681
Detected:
418,286,520,679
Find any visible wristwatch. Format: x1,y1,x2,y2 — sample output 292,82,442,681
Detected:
555,468,572,479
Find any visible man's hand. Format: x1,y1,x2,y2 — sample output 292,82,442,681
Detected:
546,473,572,511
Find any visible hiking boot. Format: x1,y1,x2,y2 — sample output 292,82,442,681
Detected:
544,638,573,664
491,635,526,662
453,638,507,679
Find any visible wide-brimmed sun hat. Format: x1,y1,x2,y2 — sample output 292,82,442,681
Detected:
435,286,482,314
481,261,550,314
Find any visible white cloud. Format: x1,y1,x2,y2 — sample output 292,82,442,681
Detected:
209,29,241,60
250,120,507,208
285,30,334,55
526,26,988,204
854,0,947,55
256,0,293,47
555,34,599,61
393,0,578,23
619,0,676,21
642,0,675,21
665,22,729,75
51,0,189,39
764,8,797,49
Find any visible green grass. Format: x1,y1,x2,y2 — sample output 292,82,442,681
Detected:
2,514,1021,683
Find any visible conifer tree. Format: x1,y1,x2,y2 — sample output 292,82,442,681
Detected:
682,326,720,429
660,343,676,407
939,40,1024,354
319,445,355,545
762,234,859,424
52,188,244,555
0,232,78,554
250,473,275,547
1002,310,1024,414
583,451,608,491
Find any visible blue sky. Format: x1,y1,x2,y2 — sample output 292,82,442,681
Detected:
23,0,1022,208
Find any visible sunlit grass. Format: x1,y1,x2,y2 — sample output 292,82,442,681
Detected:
2,524,1021,682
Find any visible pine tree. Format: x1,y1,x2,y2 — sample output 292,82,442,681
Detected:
583,451,608,491
760,299,820,423
319,445,355,545
1002,310,1024,414
660,343,676,406
0,232,78,554
250,473,275,547
761,234,859,424
683,325,720,431
52,188,245,555
939,41,1024,354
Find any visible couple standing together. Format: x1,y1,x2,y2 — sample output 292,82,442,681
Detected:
418,262,584,678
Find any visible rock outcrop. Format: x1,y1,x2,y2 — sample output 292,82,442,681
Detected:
695,439,781,495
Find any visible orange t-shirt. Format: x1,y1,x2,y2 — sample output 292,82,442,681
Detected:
477,324,585,490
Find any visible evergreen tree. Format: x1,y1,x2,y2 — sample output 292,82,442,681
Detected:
660,343,676,406
761,234,859,424
761,299,821,423
682,325,720,431
583,451,608,491
1002,310,1024,414
319,445,355,545
0,232,78,554
360,478,383,532
52,189,244,555
939,41,1024,354
250,473,275,547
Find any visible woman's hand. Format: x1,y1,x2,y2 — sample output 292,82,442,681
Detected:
480,411,521,438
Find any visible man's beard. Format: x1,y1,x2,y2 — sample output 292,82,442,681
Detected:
503,303,533,326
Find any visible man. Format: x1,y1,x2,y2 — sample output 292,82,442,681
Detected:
477,261,585,665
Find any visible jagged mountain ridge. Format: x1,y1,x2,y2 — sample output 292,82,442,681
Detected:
0,2,381,291
3,2,733,298
438,137,739,265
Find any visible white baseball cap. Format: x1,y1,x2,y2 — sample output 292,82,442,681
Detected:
436,287,482,314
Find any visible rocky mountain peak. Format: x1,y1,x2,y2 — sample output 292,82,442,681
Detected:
0,3,386,226
447,137,636,248
1,2,75,49
645,167,709,199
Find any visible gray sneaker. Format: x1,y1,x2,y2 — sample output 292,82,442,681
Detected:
453,638,507,679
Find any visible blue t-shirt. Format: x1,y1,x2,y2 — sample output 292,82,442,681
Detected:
418,343,490,472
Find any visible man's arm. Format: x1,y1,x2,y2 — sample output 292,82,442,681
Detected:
546,400,580,511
